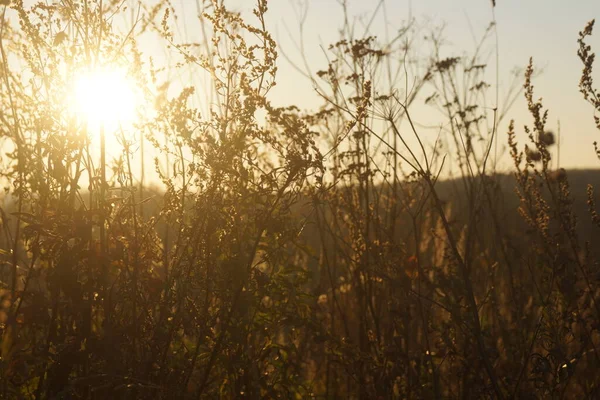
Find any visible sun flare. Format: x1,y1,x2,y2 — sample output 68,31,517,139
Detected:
71,67,137,129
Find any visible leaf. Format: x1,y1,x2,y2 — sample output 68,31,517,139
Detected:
11,212,38,225
1,324,13,360
53,31,67,46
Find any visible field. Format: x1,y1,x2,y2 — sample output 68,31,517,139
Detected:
0,0,600,398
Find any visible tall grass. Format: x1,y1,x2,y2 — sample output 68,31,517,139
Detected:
0,0,599,398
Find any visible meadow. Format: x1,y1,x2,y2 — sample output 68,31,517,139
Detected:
0,0,600,398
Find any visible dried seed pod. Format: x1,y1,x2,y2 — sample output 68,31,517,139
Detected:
549,168,567,182
525,145,542,162
539,130,555,146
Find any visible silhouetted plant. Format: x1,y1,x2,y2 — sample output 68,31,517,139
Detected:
0,0,599,398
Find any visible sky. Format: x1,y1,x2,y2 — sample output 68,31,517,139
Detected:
11,0,600,178
196,0,600,171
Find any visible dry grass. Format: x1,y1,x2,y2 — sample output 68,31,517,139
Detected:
0,1,599,398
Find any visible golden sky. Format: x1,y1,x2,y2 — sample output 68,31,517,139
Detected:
223,0,600,171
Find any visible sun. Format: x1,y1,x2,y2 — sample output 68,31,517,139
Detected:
71,67,138,129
